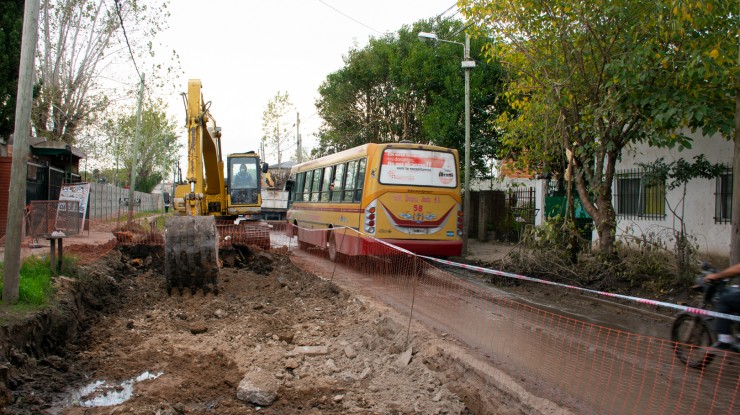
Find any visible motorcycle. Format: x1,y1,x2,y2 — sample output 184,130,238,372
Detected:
670,264,740,368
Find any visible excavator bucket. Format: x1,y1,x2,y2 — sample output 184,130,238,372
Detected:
165,216,219,295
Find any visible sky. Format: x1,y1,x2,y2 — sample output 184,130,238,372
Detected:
155,0,459,166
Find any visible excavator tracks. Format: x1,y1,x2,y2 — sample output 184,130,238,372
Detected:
164,216,219,295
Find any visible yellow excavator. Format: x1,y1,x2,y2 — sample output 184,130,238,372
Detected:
167,79,269,295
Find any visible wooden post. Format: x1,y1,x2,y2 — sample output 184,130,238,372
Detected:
3,0,41,304
57,239,63,273
48,239,56,274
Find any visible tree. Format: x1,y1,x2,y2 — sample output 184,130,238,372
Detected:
261,91,294,166
639,155,726,277
0,0,23,143
314,18,505,180
33,0,173,144
460,0,738,255
101,100,180,193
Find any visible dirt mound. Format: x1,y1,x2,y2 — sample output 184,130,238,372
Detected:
0,247,472,414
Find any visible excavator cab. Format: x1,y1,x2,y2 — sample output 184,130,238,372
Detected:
226,152,268,220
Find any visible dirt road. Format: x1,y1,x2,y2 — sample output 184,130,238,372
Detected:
2,236,736,414
288,245,739,415
2,246,482,414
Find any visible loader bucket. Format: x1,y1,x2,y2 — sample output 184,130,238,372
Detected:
165,216,219,295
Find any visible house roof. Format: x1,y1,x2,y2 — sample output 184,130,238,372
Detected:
498,159,534,179
29,137,87,159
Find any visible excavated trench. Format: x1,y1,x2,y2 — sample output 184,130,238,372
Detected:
0,245,555,415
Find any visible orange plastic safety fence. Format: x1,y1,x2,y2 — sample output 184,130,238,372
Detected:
62,220,740,414
284,224,738,415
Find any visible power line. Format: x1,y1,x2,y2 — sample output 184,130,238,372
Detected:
114,0,142,82
435,3,459,21
316,0,382,34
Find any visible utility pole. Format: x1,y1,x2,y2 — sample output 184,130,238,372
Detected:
3,0,41,304
462,33,475,256
162,135,168,214
296,112,302,163
127,74,145,224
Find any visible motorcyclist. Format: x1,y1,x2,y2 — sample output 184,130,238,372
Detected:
704,263,740,352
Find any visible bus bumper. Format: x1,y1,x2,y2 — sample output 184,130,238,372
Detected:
380,239,462,257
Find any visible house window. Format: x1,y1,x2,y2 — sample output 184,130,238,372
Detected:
715,167,733,224
615,170,665,220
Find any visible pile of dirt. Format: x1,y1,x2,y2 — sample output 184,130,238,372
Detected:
0,247,478,414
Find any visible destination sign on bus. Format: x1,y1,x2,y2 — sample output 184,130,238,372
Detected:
379,149,457,188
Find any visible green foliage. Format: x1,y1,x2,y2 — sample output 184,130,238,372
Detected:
460,0,738,254
518,215,588,264
0,0,23,140
0,256,60,305
638,155,726,191
314,18,506,180
99,100,180,192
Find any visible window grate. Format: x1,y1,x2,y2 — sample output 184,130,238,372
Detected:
615,169,666,220
714,165,733,224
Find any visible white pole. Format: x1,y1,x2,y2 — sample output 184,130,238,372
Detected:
463,33,473,255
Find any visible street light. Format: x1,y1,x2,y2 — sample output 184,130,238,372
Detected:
418,31,475,255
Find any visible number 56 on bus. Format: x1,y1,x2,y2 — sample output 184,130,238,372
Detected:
285,142,463,259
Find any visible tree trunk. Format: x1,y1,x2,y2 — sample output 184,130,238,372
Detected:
595,196,617,255
572,151,618,257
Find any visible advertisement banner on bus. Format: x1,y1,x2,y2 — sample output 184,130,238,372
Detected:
379,149,457,188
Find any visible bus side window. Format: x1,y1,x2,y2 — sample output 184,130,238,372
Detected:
320,166,332,202
303,170,313,202
344,160,357,202
310,168,322,202
294,172,306,201
331,163,346,202
354,158,366,202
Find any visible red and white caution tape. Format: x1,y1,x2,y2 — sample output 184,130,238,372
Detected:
292,225,740,323
420,255,740,323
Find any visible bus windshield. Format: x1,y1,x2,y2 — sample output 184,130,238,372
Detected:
378,149,458,188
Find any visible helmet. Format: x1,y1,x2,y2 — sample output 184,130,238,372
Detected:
239,164,247,172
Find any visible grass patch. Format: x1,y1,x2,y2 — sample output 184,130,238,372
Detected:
0,255,78,305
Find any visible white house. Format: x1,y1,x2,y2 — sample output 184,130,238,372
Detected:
611,130,734,257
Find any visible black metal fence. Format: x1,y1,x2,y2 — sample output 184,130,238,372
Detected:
471,188,536,243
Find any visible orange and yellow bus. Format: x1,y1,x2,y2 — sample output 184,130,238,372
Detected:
286,142,463,258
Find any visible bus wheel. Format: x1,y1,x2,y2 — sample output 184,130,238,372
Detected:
328,234,338,262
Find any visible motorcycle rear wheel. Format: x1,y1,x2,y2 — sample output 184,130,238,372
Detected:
671,313,716,369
